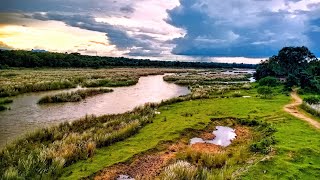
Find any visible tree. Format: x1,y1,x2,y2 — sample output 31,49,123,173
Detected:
258,76,279,87
255,46,320,92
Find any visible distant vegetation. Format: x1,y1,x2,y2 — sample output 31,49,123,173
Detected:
0,68,189,97
163,71,251,85
38,88,113,104
0,50,256,69
254,46,320,92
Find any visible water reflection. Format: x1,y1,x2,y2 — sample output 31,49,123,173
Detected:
190,126,237,147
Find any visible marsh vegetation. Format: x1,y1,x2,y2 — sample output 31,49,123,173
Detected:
0,68,192,97
38,88,113,104
163,69,252,85
0,98,13,111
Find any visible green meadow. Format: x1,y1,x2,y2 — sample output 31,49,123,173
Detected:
60,86,320,179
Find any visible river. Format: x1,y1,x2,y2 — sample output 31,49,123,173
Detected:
0,74,190,148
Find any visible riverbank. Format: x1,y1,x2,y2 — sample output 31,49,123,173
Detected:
0,74,190,148
1,69,320,179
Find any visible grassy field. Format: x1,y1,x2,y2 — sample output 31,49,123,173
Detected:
0,68,193,97
1,68,320,179
60,86,320,179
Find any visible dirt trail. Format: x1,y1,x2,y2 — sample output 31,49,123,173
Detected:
284,91,320,129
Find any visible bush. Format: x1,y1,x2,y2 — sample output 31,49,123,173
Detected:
301,102,320,118
250,137,276,154
304,96,320,104
258,76,279,87
257,86,274,99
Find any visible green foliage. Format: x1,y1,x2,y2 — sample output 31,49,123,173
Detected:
0,99,12,111
250,137,276,154
300,102,320,118
257,86,274,99
38,88,113,104
258,76,279,87
255,46,320,92
0,99,13,104
0,50,256,69
304,96,320,104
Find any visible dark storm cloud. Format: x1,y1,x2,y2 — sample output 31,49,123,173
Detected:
120,5,135,14
166,0,320,57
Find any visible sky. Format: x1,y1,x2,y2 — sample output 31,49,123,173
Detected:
0,0,320,64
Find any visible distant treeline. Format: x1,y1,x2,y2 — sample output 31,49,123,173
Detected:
0,50,256,69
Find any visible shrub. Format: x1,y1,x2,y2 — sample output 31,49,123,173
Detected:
301,102,320,118
250,136,276,154
304,96,320,104
258,76,279,87
257,86,274,99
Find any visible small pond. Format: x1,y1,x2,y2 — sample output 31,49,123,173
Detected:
190,126,237,147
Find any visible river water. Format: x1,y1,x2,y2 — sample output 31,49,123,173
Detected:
0,75,190,148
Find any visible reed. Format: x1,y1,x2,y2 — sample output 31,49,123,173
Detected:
38,88,113,104
0,103,156,179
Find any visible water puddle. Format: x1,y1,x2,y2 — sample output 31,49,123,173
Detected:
190,126,236,147
117,175,134,180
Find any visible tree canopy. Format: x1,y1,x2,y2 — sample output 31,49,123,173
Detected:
0,50,256,69
254,46,320,92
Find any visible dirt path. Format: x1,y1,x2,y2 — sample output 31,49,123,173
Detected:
284,91,320,129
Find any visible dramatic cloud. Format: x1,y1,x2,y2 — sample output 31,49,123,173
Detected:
166,0,320,57
0,0,320,62
0,41,13,50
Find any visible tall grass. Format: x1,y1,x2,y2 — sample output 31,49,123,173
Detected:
0,80,76,97
83,78,138,87
0,103,156,179
38,88,113,104
301,102,320,118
